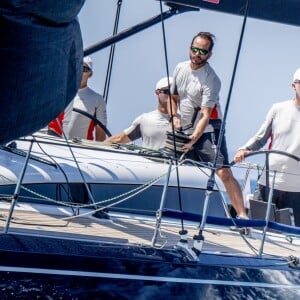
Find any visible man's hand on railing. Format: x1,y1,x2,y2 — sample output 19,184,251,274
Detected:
233,149,253,163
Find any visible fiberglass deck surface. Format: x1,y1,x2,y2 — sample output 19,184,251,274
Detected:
0,204,299,259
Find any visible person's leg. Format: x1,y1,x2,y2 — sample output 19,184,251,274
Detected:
253,185,300,226
216,167,248,218
192,132,247,218
212,130,247,218
277,191,300,227
253,184,267,202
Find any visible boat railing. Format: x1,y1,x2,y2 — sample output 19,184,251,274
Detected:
2,140,202,229
3,141,34,233
232,150,300,256
152,150,300,260
3,138,299,260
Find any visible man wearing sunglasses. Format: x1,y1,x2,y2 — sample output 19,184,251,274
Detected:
234,68,300,226
106,77,173,150
169,32,248,220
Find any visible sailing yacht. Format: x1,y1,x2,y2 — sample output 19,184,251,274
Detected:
0,1,299,299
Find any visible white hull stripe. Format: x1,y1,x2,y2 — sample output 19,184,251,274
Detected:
0,266,299,290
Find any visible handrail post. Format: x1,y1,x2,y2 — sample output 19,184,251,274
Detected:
258,151,276,256
151,159,173,246
4,140,33,234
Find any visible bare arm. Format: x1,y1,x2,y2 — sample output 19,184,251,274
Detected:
95,125,106,142
182,106,212,153
106,131,132,144
168,94,181,129
233,149,253,163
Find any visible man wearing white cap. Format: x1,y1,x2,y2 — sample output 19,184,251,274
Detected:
63,56,107,141
234,68,300,226
106,77,173,150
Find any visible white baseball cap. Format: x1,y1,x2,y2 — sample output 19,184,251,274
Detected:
156,77,173,90
83,56,93,71
293,68,300,82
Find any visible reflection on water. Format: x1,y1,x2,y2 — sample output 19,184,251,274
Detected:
0,271,299,300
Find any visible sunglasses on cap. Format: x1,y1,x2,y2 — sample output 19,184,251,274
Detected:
83,66,92,73
190,46,209,56
157,89,171,95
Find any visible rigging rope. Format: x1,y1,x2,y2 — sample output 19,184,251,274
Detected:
158,0,186,233
103,0,123,103
197,0,250,238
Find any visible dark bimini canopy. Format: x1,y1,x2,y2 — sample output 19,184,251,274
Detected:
161,0,300,27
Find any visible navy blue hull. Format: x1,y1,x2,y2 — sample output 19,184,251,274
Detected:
1,273,300,300
0,233,299,299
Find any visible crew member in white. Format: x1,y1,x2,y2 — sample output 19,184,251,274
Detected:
170,32,248,219
63,56,107,141
234,68,300,226
106,77,173,150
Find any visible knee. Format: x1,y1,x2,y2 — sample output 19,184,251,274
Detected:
216,168,233,182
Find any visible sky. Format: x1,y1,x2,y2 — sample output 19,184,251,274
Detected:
77,0,300,172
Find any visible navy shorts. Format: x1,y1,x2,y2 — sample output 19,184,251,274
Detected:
254,184,300,226
186,131,230,169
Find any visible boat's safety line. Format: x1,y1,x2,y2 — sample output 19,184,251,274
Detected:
1,158,212,221
0,266,299,290
17,171,169,221
0,164,172,211
163,209,300,236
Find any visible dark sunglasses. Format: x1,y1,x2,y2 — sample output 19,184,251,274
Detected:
83,66,92,73
190,46,209,55
158,89,171,95
294,80,300,84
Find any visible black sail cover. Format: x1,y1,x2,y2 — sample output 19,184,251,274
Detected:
0,0,85,145
163,0,300,27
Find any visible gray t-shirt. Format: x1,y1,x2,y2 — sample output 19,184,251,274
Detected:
64,86,107,140
171,61,222,134
241,100,300,192
124,110,170,150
